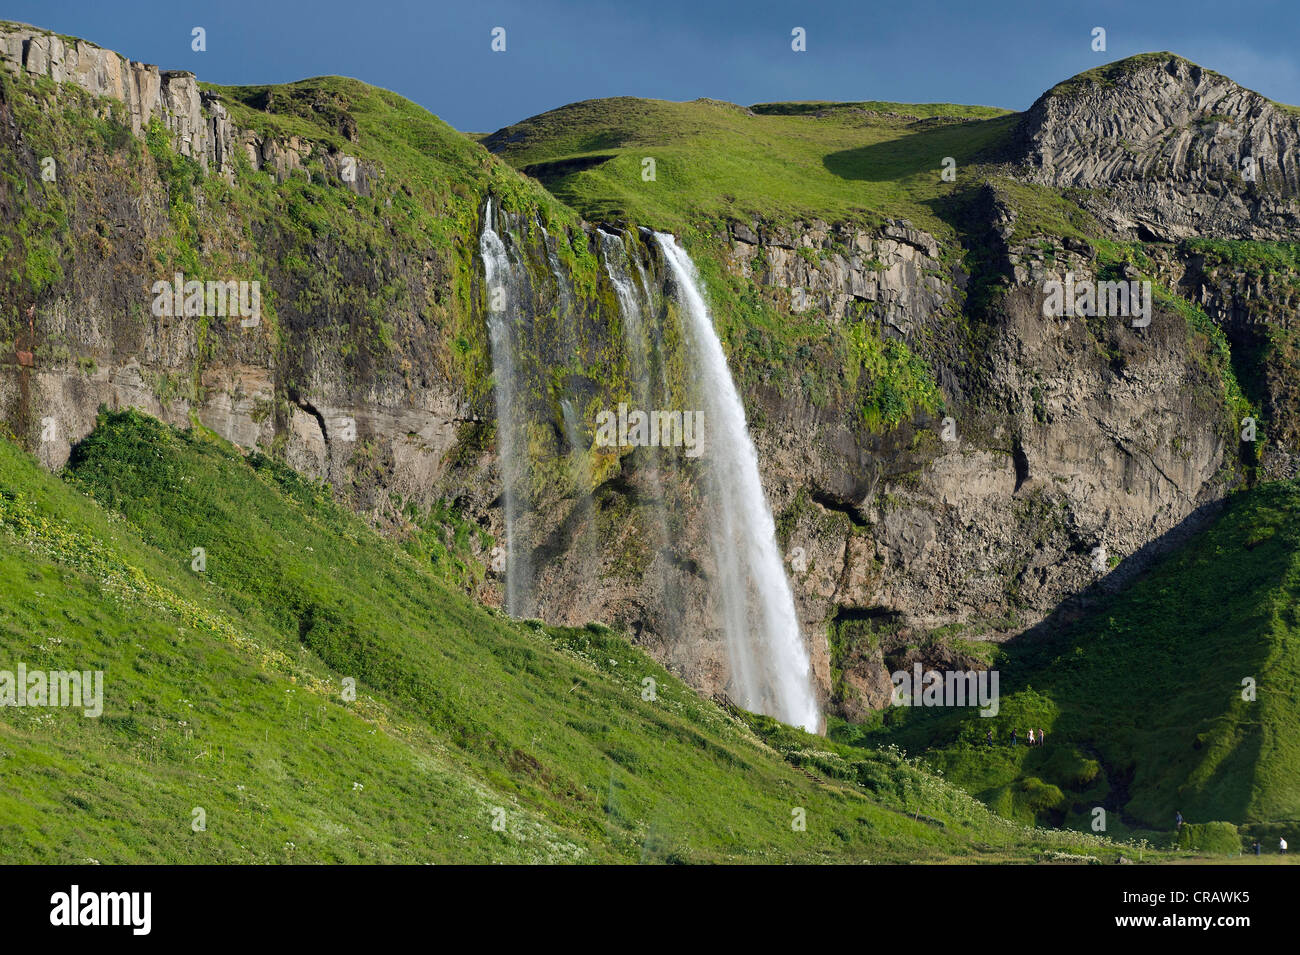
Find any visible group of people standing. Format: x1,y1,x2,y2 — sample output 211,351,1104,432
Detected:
985,728,1046,746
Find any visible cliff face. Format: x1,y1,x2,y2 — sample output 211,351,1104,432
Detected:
1173,252,1300,479
1005,53,1300,478
1013,53,1300,241
1,27,227,167
703,207,1239,717
0,25,1291,723
0,21,391,487
0,23,375,185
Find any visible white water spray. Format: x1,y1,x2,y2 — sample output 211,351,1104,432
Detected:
480,198,532,617
654,232,820,732
599,230,652,389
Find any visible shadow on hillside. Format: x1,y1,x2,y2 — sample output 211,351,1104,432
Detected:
1010,495,1230,651
822,114,1019,183
522,154,615,189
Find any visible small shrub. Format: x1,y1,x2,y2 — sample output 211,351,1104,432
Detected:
1177,821,1240,855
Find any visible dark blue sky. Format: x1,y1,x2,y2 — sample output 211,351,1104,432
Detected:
14,0,1300,131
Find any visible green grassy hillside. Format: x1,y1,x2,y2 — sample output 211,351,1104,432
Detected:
0,411,1143,863
836,481,1300,840
482,95,1017,235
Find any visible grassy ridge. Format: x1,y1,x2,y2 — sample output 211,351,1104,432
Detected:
0,411,1140,862
484,96,1019,236
750,101,1012,120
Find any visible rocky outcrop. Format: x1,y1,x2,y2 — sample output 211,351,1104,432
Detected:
0,29,432,539
736,228,1235,713
724,217,950,337
0,21,375,189
1012,53,1300,241
1,23,229,173
1175,253,1300,479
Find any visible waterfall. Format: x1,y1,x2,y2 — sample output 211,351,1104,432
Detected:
561,397,592,490
541,221,604,620
654,232,820,732
598,230,658,415
560,395,600,611
479,198,533,617
632,228,678,442
597,229,683,636
478,204,817,731
539,222,574,317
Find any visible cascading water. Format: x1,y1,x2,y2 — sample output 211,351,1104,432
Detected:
632,229,678,435
539,222,574,317
598,228,681,634
560,395,600,611
478,204,816,730
654,232,821,733
598,230,653,390
540,221,603,618
479,198,533,617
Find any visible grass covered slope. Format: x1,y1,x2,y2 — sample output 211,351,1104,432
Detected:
839,480,1300,836
482,95,1017,235
0,411,1139,863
